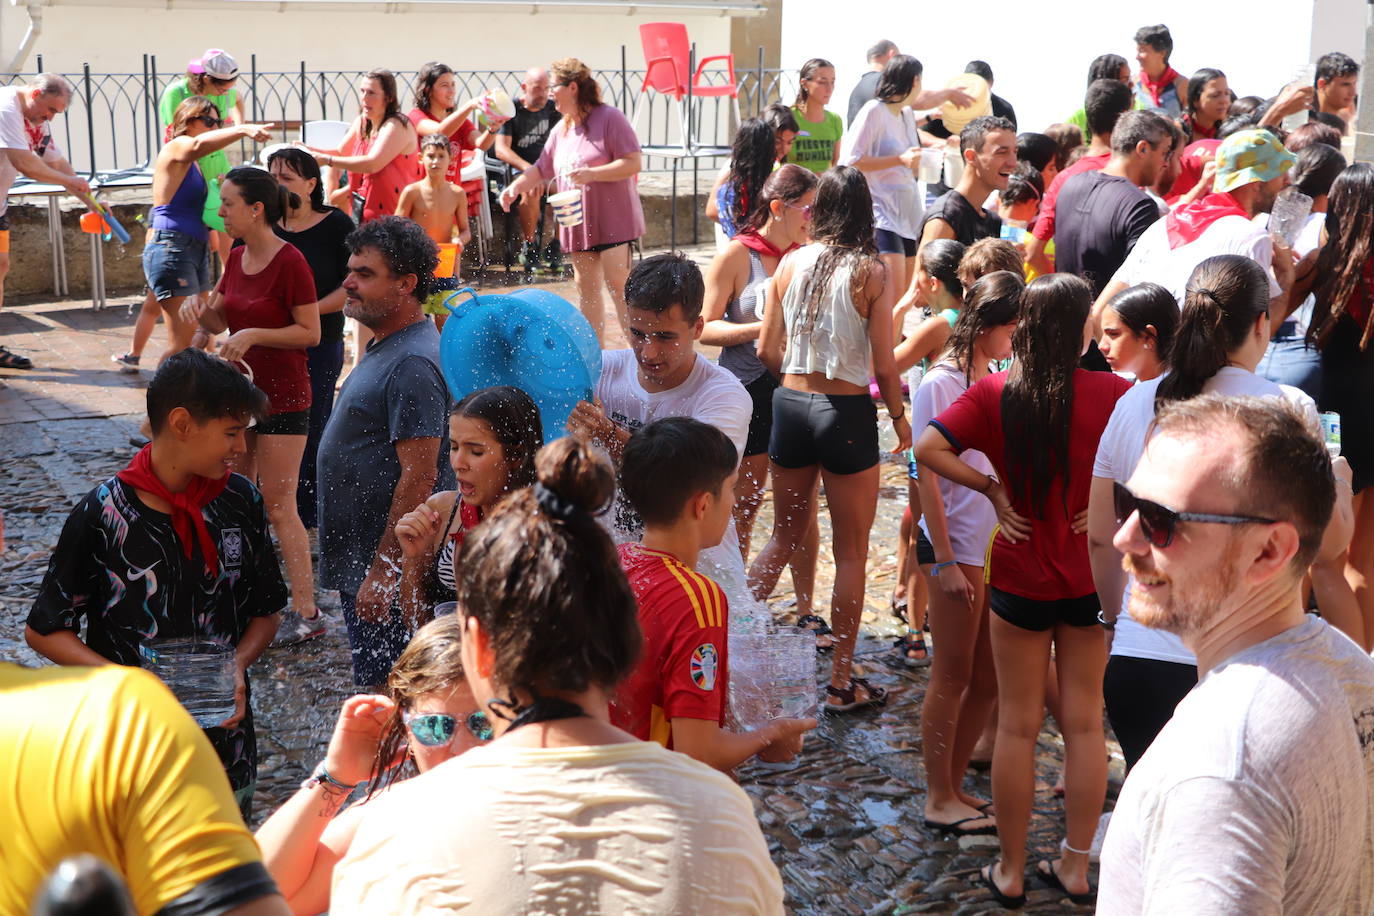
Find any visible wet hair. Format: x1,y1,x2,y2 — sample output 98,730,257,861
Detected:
456,436,640,706
1312,163,1374,348
1229,95,1265,118
170,96,219,138
621,418,738,527
1001,161,1043,206
1044,123,1083,171
742,163,817,234
1157,255,1271,404
451,386,544,493
1186,68,1227,121
1111,110,1173,155
794,166,879,336
223,166,299,226
359,69,404,141
944,270,1023,383
1151,394,1333,572
725,118,777,231
266,147,328,212
624,252,705,323
413,61,455,112
875,54,924,103
866,40,898,63
960,115,1015,155
1316,51,1360,87
345,215,439,300
1085,78,1133,138
1289,142,1346,199
1286,120,1343,153
1311,110,1348,134
919,238,966,302
365,615,469,800
1015,132,1058,174
1216,113,1260,141
762,102,799,137
957,237,1022,290
964,60,994,84
551,57,602,122
419,132,454,157
794,58,834,107
1001,274,1093,518
1105,283,1178,358
1134,24,1174,59
1087,53,1129,86
147,347,269,434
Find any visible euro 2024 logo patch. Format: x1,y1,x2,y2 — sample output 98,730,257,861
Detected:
690,643,718,691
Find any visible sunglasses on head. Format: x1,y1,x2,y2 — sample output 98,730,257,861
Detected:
403,709,494,746
1112,481,1276,549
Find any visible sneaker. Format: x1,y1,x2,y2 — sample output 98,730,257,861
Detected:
271,608,329,647
517,240,539,271
0,345,33,370
544,242,563,276
111,353,141,374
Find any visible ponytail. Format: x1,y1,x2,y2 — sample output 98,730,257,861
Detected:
224,165,300,225
1156,255,1270,405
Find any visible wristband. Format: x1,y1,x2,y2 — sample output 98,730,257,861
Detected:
303,762,359,793
931,560,958,574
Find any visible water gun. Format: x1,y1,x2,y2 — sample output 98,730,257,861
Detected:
80,194,132,244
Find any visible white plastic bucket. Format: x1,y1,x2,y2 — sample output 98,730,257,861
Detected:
549,189,584,227
918,148,943,185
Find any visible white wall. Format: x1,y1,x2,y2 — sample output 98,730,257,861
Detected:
781,0,1366,136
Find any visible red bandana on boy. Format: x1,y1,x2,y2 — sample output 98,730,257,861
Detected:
735,229,796,260
1138,66,1182,108
1165,191,1248,249
117,445,230,575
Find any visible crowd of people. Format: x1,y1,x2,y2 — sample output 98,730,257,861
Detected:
5,24,1374,915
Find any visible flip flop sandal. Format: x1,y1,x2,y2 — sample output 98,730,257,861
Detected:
1035,860,1095,906
796,613,835,653
0,346,33,370
977,863,1026,909
922,814,997,836
822,676,887,713
889,594,909,624
892,632,931,668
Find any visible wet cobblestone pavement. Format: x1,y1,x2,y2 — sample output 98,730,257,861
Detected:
1,295,1119,914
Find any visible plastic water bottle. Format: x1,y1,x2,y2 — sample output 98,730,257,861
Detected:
138,638,237,728
1321,412,1342,459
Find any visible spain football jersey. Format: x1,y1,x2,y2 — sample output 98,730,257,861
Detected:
612,544,730,748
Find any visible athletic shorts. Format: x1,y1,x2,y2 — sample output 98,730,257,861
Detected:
742,372,779,457
254,409,310,436
874,228,917,257
0,211,10,253
989,587,1099,632
769,387,878,475
142,229,212,301
915,526,936,565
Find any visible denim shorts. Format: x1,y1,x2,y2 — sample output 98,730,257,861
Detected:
142,228,212,301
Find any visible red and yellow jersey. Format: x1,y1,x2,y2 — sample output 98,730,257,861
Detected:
611,544,729,748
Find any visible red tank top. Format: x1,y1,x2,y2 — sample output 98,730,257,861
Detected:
354,124,417,223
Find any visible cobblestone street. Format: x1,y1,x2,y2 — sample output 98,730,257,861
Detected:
0,290,1117,915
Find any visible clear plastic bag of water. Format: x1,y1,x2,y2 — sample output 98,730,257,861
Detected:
1269,188,1313,248
138,638,237,728
728,626,818,732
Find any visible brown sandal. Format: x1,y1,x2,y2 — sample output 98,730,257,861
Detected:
823,676,888,713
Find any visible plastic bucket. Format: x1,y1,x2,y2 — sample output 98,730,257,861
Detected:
435,242,460,279
549,189,584,227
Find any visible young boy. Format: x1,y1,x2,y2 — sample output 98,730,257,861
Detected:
397,133,473,328
26,348,286,816
610,417,814,772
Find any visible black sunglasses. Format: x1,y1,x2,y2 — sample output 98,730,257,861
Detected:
1113,481,1276,549
196,115,224,128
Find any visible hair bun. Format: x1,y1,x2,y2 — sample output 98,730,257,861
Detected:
534,437,615,516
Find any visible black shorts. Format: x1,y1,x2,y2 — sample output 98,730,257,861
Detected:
874,228,917,257
915,526,936,565
254,409,310,436
989,587,1099,632
742,372,779,457
769,387,878,475
584,239,632,254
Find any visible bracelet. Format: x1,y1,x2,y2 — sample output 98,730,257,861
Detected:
931,560,958,574
889,406,905,422
1097,610,1116,630
324,154,332,167
302,761,359,793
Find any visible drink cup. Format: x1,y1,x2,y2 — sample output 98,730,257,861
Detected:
548,189,584,227
918,148,943,184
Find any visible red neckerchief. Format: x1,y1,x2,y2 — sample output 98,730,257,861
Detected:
447,500,485,552
1165,191,1248,249
735,229,796,259
116,445,230,576
1138,66,1182,108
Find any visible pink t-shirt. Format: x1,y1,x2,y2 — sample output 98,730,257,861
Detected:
535,105,645,252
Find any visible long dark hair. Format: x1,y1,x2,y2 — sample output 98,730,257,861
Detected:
875,54,923,103
360,69,403,141
413,61,454,113
1158,255,1270,403
1000,274,1092,518
794,166,878,335
918,238,966,302
944,270,1022,383
742,163,817,234
266,147,328,213
451,386,544,493
1106,282,1178,358
793,58,833,108
726,118,777,232
1186,68,1227,126
1312,163,1374,347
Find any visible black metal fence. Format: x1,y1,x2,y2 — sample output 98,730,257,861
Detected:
9,51,800,180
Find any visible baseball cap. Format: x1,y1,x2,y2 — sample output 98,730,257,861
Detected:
1213,128,1296,195
190,49,239,81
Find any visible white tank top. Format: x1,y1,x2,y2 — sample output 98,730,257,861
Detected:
779,243,873,387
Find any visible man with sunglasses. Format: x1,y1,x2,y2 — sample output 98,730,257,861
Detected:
1098,394,1374,915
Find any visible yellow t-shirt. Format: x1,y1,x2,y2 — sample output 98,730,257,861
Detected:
0,663,270,916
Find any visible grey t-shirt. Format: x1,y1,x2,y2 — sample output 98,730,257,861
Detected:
317,319,453,595
1099,615,1374,915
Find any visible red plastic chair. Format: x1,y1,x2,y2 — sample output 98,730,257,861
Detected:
636,22,739,148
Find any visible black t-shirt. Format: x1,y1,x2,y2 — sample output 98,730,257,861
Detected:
1053,170,1160,296
847,71,881,126
499,99,560,166
274,207,355,343
920,189,1002,245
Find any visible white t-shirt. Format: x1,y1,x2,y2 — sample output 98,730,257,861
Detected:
1093,367,1317,665
332,740,785,915
912,361,995,566
596,349,752,590
840,100,924,239
0,86,63,216
1109,213,1280,306
1099,616,1374,915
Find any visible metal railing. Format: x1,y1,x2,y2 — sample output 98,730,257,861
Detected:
7,52,801,180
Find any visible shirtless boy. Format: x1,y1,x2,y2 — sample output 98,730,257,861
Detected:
397,133,472,327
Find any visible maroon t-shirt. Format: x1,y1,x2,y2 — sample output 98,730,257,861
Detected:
220,243,316,415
